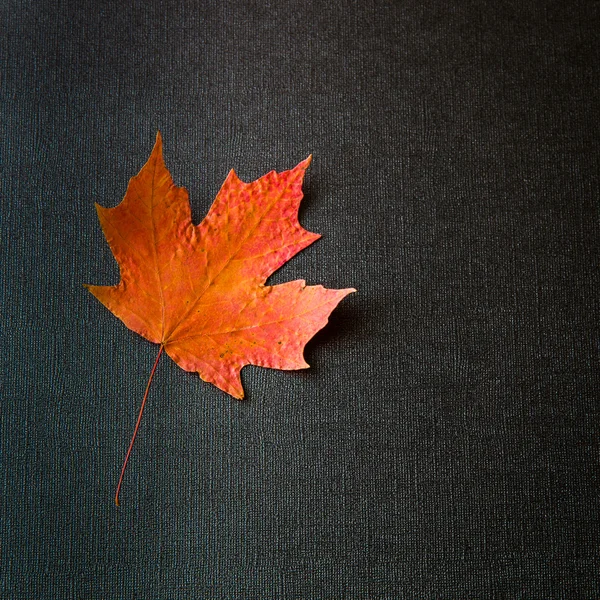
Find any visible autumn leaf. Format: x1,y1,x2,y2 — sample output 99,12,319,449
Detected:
86,133,355,504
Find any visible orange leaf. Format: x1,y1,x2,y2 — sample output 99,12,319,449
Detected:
87,133,355,398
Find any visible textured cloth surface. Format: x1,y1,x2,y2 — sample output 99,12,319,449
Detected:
1,1,599,598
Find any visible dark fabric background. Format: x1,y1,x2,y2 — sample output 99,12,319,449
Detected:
1,1,599,598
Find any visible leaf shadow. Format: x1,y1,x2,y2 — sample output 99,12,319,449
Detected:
302,293,367,373
297,179,316,227
313,299,357,346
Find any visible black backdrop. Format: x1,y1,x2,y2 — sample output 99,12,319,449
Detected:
2,1,599,598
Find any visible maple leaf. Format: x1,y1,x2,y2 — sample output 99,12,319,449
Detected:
86,133,355,504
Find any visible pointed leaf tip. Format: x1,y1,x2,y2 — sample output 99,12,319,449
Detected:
298,155,312,171
152,131,163,157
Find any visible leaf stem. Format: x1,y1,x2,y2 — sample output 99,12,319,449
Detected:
115,344,164,506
